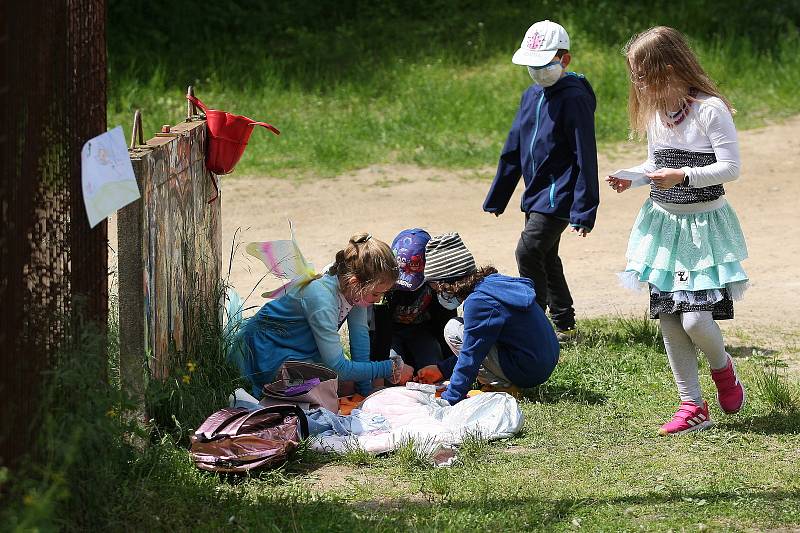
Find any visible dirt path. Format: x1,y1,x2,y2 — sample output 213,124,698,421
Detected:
222,117,800,345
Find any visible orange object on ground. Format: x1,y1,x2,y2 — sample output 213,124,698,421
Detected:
338,394,367,415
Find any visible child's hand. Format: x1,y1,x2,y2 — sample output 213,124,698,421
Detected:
416,365,444,384
397,364,414,385
605,176,632,193
570,226,590,238
646,168,685,190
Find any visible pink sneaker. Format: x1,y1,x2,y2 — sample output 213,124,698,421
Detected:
658,401,713,436
711,357,746,414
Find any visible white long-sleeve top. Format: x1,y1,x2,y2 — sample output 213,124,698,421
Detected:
625,93,740,188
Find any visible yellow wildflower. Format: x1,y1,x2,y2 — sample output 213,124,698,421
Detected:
182,374,191,384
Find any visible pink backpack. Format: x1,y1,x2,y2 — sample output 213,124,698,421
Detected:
190,404,307,473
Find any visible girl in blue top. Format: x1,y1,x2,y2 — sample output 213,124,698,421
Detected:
606,27,747,436
229,233,414,397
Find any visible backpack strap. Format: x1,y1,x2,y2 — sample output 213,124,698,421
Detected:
195,405,309,441
224,404,309,440
194,407,251,441
194,404,309,442
225,403,309,439
259,404,309,439
221,406,282,437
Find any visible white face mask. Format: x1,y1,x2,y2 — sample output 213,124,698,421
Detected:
437,293,461,310
528,61,564,87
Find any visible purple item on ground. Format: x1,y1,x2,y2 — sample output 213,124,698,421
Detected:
283,377,321,396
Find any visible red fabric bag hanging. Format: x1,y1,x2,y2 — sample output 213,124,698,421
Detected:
187,94,280,201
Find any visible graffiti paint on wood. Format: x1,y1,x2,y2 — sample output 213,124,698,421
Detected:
118,120,221,390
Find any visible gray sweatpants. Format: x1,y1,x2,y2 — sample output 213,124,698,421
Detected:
443,317,512,387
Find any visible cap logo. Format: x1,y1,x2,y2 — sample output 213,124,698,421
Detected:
406,254,424,273
525,32,545,50
396,251,424,274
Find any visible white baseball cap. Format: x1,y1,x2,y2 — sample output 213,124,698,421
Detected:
511,20,570,67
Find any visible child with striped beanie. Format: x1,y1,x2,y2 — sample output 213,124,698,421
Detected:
416,233,559,404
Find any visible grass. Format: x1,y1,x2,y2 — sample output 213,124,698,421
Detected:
5,315,800,531
6,3,800,528
107,0,800,178
755,356,798,413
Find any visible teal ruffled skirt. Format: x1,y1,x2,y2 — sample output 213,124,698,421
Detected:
619,198,749,319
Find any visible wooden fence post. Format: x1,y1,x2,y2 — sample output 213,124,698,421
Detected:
118,118,221,414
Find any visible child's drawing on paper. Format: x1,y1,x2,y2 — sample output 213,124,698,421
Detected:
82,125,140,228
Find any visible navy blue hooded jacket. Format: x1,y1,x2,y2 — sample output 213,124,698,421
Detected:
436,274,559,404
483,73,599,230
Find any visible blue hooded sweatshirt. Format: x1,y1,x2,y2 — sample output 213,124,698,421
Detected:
483,73,599,231
436,274,559,404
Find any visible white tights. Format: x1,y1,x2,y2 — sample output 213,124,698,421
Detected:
660,311,730,406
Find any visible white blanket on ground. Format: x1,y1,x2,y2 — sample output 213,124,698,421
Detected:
310,387,524,455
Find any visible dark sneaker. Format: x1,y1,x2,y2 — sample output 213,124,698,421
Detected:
556,328,577,343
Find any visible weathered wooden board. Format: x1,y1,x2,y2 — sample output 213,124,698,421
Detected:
118,119,221,395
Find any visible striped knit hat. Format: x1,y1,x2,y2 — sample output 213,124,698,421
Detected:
423,232,477,281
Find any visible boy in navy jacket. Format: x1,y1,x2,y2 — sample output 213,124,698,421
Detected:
416,233,559,405
483,20,599,341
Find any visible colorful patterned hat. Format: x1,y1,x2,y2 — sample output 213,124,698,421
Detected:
391,228,431,291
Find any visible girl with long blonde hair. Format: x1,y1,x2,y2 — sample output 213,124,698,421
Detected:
607,27,748,436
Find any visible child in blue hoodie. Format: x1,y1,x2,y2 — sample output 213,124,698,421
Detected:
483,20,599,342
415,233,559,404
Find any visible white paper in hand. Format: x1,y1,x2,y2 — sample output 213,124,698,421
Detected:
611,169,651,188
82,126,141,228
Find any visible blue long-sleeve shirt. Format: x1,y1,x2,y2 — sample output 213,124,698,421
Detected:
436,274,559,404
229,274,392,396
483,73,600,231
